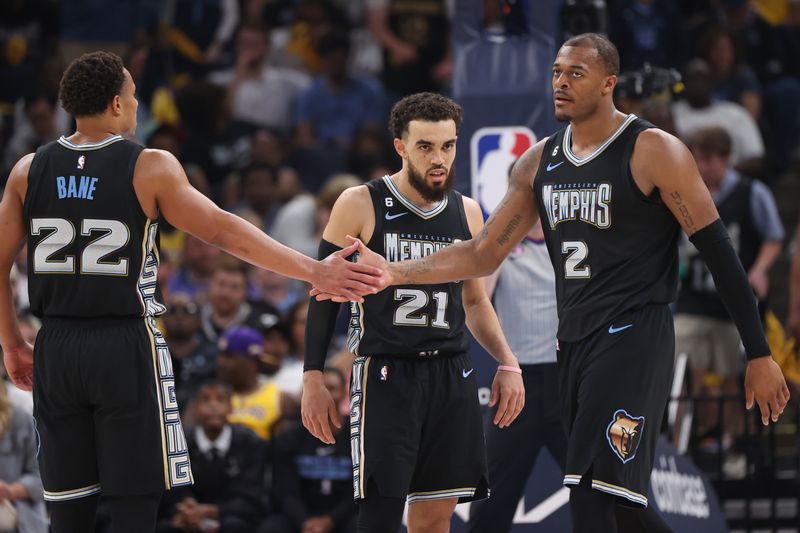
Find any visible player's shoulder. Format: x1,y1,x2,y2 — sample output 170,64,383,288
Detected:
460,195,482,219
635,127,686,154
514,137,550,187
332,183,372,210
5,153,36,199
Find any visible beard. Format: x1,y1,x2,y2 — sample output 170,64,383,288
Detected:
407,160,456,202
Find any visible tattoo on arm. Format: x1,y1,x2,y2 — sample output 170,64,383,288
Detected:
496,214,522,246
670,192,697,234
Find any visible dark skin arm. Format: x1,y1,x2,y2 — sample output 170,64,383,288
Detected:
328,139,547,292
631,129,790,425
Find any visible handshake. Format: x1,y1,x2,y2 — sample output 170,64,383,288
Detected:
314,236,392,303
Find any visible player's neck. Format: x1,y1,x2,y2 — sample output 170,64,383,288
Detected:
568,108,628,156
392,171,441,211
70,119,124,144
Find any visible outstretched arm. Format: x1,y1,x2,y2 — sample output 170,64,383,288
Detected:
374,140,546,287
0,155,34,390
633,129,789,425
136,149,380,301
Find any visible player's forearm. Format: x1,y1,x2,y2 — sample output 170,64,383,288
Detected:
211,210,322,285
388,240,497,285
464,299,518,366
0,277,23,351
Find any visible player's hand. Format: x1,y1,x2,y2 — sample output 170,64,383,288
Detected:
316,239,384,303
745,356,790,425
490,366,525,428
302,371,342,444
312,236,392,303
3,342,33,391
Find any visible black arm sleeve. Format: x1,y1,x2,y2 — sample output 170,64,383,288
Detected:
303,239,344,372
689,219,771,360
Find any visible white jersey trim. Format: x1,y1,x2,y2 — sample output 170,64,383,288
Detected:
382,175,448,220
563,114,637,167
57,135,125,151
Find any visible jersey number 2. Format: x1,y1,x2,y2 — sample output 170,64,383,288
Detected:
562,240,590,279
31,218,130,275
393,289,449,328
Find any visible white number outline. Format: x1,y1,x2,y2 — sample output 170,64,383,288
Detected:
393,288,449,328
562,240,591,279
31,217,130,276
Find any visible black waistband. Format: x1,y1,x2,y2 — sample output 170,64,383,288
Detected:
41,316,150,328
365,349,466,359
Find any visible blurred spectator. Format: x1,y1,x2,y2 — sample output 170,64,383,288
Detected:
176,80,251,195
366,0,452,96
168,234,221,299
209,23,310,134
217,327,283,440
0,382,47,533
163,293,219,409
161,0,240,80
294,30,384,151
262,367,356,533
270,0,350,74
199,256,281,343
675,127,784,447
3,93,62,175
701,26,762,120
271,301,309,401
59,0,155,65
229,162,280,232
608,0,684,71
158,381,267,533
271,174,363,257
672,58,765,176
252,270,305,313
345,127,393,182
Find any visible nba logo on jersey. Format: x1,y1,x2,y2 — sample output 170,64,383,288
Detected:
77,155,85,170
471,127,536,217
380,365,388,381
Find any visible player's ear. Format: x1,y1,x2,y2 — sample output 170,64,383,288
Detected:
602,74,617,96
393,137,407,160
110,94,122,117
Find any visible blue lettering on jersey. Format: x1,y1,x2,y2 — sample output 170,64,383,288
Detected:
56,176,98,200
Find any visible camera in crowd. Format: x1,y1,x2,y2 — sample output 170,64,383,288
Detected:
616,63,683,100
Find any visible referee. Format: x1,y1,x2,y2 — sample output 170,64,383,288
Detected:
467,219,566,533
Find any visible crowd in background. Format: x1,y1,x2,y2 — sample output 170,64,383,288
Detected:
1,0,800,531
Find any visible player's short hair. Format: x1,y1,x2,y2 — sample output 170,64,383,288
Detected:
389,92,463,140
562,33,620,76
59,51,126,117
685,127,732,158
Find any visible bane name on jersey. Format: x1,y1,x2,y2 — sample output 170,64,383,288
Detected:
534,115,681,342
349,176,471,357
24,135,165,319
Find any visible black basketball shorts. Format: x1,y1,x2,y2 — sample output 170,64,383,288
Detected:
33,317,193,502
349,352,489,504
558,304,675,508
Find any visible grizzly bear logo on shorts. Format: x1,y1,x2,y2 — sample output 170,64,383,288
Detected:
606,409,645,463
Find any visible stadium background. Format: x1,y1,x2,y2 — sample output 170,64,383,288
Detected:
1,0,799,532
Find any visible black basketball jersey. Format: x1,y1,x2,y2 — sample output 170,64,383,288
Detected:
676,177,760,318
534,115,681,342
348,176,471,357
24,135,166,319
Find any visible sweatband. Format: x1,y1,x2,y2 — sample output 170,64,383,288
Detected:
498,365,522,374
303,239,346,372
689,219,770,359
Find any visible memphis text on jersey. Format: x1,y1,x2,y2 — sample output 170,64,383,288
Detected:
541,182,612,229
383,232,460,262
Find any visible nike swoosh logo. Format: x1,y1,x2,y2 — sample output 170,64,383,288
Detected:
608,324,633,334
462,368,474,378
385,212,408,220
547,161,565,172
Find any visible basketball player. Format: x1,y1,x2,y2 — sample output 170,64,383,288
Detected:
0,51,380,533
318,34,790,532
301,93,525,533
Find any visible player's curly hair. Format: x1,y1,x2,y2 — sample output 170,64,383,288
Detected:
389,92,463,139
59,51,126,117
